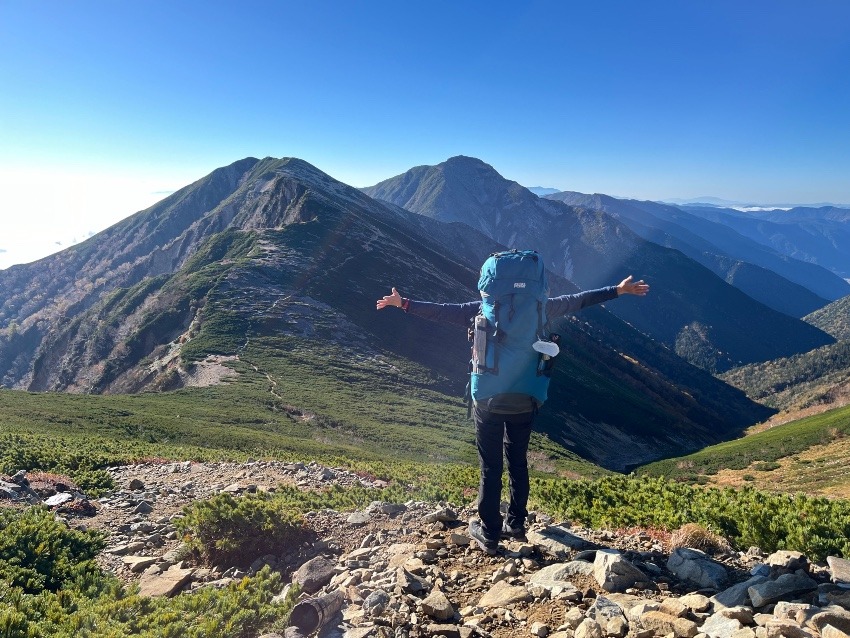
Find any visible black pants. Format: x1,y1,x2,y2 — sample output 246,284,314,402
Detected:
473,405,535,541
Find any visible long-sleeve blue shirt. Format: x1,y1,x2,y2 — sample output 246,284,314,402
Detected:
405,286,619,326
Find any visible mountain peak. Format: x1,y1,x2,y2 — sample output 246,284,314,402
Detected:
438,156,500,178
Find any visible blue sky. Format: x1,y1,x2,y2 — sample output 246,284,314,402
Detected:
2,0,849,268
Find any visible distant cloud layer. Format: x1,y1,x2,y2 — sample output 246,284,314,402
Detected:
0,248,6,253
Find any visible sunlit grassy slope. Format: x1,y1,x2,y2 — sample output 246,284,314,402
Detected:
637,403,850,496
0,343,608,480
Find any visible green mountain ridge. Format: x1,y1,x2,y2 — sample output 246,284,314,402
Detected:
716,296,850,413
805,295,850,341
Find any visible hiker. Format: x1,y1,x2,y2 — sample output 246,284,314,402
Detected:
376,250,649,554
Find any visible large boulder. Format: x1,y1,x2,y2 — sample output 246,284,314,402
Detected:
667,547,729,590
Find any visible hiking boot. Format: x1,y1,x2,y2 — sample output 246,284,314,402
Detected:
468,519,498,555
500,522,527,542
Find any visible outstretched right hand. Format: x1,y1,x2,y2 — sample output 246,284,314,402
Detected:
376,287,403,310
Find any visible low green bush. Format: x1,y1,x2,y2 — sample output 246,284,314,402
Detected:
0,507,105,594
753,461,780,472
530,474,850,560
176,493,307,567
0,566,292,638
70,468,116,497
0,504,295,638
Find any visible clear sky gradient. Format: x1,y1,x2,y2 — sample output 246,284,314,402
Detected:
2,1,849,268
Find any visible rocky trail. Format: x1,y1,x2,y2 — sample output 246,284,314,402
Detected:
3,461,850,638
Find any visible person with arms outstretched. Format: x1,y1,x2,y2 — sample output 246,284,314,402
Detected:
377,250,649,554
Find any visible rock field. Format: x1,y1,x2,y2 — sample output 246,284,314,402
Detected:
3,460,850,638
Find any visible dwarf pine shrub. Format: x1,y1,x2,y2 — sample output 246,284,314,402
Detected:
176,493,307,568
530,474,850,560
0,506,105,594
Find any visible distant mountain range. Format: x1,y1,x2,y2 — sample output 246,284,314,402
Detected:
544,192,849,313
0,157,777,470
680,204,850,280
363,156,836,373
662,196,850,209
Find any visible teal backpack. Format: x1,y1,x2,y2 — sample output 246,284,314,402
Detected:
469,249,552,409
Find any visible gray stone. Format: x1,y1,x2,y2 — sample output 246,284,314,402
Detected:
668,548,729,590
138,565,194,597
587,595,627,625
133,501,153,514
748,572,818,608
421,589,454,621
128,478,145,490
766,550,808,572
701,613,743,638
423,507,457,523
0,479,22,495
826,589,850,611
530,562,590,594
122,555,158,573
527,525,594,558
347,511,371,525
822,625,850,638
366,501,406,516
593,549,646,593
810,609,850,635
828,557,850,586
763,619,813,638
751,563,771,577
362,589,390,617
680,593,712,613
478,580,532,607
293,556,336,594
44,492,73,506
575,618,603,638
640,610,699,637
712,576,769,609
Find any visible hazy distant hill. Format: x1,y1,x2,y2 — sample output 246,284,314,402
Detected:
363,156,834,372
526,186,560,197
683,205,850,280
545,192,833,317
0,157,772,470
